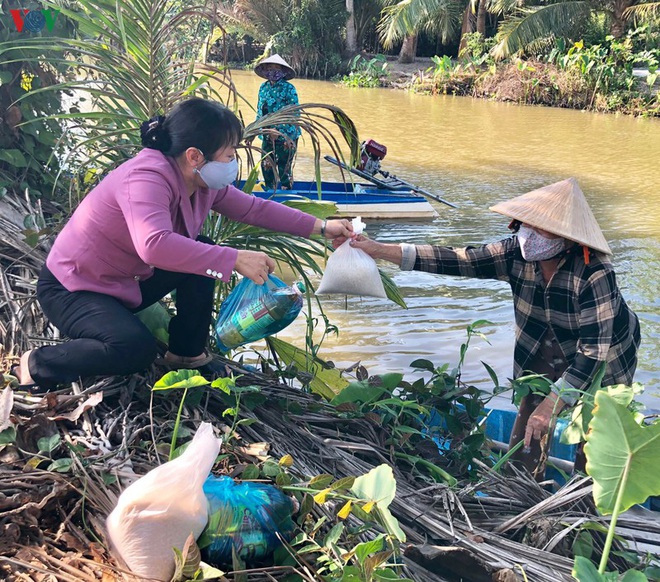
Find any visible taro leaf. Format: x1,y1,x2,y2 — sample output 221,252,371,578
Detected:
153,369,210,391
584,391,660,515
351,464,406,542
561,365,608,445
572,556,606,581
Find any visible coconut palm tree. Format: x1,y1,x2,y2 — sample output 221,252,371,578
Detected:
377,0,475,61
493,0,660,58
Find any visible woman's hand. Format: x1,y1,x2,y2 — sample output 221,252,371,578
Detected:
234,250,276,285
319,219,353,240
524,392,566,448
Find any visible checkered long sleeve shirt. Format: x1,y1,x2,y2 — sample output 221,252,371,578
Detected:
400,236,640,402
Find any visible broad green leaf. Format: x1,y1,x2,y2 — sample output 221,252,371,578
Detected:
323,522,344,548
354,534,386,563
331,380,387,406
38,433,61,454
585,391,660,515
0,149,28,168
409,359,435,372
266,337,346,400
152,369,210,391
351,464,396,508
241,464,260,480
0,427,17,446
572,556,606,582
47,458,73,473
309,474,334,489
619,570,649,582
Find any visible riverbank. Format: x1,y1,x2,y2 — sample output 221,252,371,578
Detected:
378,55,660,117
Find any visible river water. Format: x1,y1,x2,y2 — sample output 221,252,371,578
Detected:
229,70,660,411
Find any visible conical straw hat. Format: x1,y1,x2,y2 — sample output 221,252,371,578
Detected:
489,178,612,255
254,54,296,80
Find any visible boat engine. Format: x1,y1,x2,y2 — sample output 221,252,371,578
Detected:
358,139,387,176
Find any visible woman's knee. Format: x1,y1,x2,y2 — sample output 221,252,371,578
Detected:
108,326,158,373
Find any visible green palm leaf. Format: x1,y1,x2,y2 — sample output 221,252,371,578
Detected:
492,2,592,59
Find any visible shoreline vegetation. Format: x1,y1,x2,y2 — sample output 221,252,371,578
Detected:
337,48,659,118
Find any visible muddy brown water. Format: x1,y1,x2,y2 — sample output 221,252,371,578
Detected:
230,70,660,411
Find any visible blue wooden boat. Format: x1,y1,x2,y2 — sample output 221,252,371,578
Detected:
249,181,439,220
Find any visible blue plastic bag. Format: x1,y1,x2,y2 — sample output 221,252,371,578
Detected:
214,275,305,352
199,475,295,565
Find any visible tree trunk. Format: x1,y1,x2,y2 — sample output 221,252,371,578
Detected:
398,34,417,64
345,0,358,56
476,0,487,35
458,4,477,56
609,0,632,38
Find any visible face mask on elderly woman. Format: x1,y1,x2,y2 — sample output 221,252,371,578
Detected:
264,69,286,82
517,225,565,261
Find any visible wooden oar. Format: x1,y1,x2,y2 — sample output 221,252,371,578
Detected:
325,155,458,209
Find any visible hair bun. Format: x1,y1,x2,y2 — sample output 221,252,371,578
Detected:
140,115,171,151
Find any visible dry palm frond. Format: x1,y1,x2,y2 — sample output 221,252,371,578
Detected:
7,354,648,582
0,189,56,356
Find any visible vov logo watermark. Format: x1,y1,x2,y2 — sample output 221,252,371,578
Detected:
9,7,60,33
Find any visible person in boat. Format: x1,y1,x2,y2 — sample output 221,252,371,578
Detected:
345,178,640,478
12,98,352,392
254,54,301,190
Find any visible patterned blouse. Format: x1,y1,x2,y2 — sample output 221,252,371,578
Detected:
256,80,301,142
400,236,641,404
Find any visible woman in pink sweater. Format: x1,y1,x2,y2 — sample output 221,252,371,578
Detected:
14,98,352,390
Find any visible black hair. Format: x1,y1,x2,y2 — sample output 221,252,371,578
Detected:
508,219,522,233
140,98,243,159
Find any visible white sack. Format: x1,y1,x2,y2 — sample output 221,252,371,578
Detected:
316,217,387,298
106,422,220,581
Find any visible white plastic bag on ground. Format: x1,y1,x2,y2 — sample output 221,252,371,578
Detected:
316,217,387,298
106,422,220,581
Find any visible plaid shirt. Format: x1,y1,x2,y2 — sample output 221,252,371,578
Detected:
401,236,640,402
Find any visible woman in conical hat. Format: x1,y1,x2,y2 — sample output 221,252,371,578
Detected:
345,177,641,479
254,54,300,190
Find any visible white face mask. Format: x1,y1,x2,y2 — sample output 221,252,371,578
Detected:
517,225,565,261
195,156,238,190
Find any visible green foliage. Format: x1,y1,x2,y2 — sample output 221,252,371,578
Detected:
330,321,500,482
153,369,212,460
572,391,660,579
283,464,412,581
0,0,72,205
459,32,496,67
0,0,241,194
226,0,348,79
341,55,389,88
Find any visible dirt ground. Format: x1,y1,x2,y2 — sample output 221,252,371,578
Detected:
378,55,435,86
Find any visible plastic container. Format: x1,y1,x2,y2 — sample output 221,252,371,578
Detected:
200,475,295,566
215,279,305,351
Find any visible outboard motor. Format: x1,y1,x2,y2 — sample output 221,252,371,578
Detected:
358,139,387,176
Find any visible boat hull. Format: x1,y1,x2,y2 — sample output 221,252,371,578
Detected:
247,181,438,220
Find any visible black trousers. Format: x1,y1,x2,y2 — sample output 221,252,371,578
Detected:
29,239,216,387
